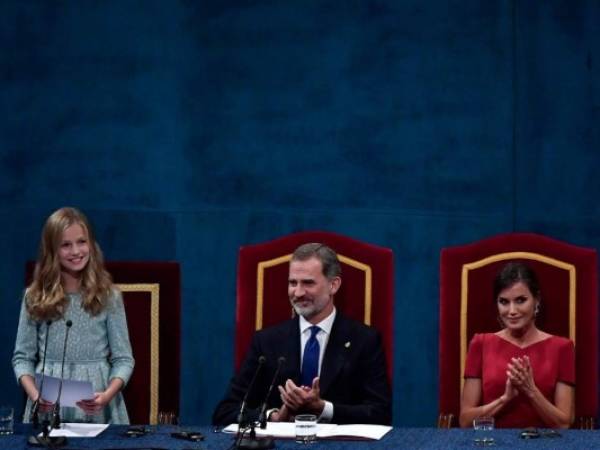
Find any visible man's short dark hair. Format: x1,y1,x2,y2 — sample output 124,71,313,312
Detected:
291,243,341,279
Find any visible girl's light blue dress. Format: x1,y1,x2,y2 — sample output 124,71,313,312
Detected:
12,289,134,424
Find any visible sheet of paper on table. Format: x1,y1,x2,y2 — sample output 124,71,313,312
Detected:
223,423,392,440
35,373,95,407
45,423,109,438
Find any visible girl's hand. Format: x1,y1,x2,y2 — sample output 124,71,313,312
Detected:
76,392,109,415
37,397,55,413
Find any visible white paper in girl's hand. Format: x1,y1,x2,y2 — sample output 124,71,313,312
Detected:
34,374,94,407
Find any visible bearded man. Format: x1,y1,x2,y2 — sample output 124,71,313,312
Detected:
212,243,391,426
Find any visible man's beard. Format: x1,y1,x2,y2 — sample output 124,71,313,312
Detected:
291,298,318,319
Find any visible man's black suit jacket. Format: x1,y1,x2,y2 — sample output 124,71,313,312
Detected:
212,313,392,425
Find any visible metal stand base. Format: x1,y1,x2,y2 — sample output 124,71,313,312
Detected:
236,436,275,449
27,435,68,448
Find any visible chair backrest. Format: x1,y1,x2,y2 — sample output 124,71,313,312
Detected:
235,231,394,383
439,233,598,426
26,261,181,425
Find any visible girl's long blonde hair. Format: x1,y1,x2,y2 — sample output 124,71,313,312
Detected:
25,207,114,321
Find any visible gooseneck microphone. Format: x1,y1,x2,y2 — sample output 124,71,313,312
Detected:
258,356,286,428
27,320,70,448
233,356,278,450
30,320,52,427
51,319,72,430
237,355,266,426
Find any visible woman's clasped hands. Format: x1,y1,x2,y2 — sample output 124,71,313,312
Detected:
506,355,538,399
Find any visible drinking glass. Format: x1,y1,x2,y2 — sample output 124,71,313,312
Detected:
0,407,13,435
473,416,494,446
295,414,317,444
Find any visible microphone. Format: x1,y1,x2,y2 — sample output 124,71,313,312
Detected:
31,320,52,427
51,320,72,429
258,357,286,428
237,355,266,427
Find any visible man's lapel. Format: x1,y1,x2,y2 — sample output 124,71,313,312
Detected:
319,315,351,395
282,317,301,384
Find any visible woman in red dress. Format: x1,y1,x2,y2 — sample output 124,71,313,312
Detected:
459,261,575,428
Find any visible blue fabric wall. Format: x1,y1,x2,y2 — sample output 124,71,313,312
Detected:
0,0,598,426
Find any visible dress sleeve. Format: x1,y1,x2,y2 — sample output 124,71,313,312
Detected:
464,333,483,379
12,297,39,383
557,339,575,386
106,289,135,385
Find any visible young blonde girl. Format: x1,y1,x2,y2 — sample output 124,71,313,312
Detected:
12,207,134,424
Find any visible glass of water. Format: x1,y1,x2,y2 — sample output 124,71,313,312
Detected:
0,406,13,435
295,414,317,444
473,416,494,446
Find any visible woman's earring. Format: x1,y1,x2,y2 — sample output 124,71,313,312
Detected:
497,315,505,329
534,303,540,316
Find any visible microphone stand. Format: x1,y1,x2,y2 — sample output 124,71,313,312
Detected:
52,320,72,429
236,357,285,450
28,321,55,447
29,320,72,448
231,356,275,450
258,357,285,430
30,321,52,429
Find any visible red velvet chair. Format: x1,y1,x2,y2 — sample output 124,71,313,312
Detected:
438,233,598,428
26,261,181,425
235,231,394,384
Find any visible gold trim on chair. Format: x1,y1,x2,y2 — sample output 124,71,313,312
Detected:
116,283,160,425
338,255,373,326
256,255,293,330
256,253,373,329
459,252,576,392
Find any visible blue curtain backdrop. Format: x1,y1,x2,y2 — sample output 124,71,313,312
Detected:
1,0,598,426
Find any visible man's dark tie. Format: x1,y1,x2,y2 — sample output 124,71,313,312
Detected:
301,326,320,387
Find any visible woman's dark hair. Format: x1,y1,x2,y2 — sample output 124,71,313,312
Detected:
493,261,541,301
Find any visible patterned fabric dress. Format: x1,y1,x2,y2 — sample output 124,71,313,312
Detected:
12,289,134,424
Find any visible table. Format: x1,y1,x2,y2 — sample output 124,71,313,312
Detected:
0,425,598,449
